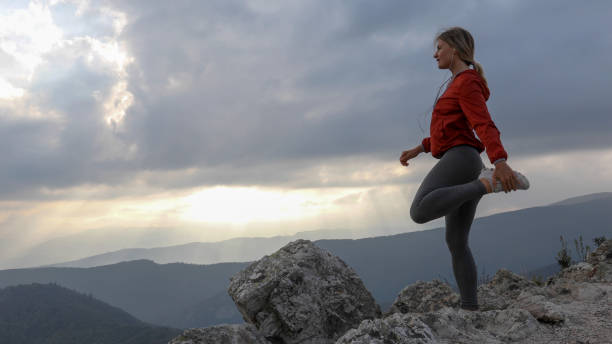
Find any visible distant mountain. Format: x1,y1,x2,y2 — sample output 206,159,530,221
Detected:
3,227,400,269
0,260,249,329
50,192,612,269
549,192,612,206
0,193,610,329
0,227,209,270
49,228,381,268
0,283,181,344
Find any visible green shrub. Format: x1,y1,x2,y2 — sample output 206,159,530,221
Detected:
556,235,573,269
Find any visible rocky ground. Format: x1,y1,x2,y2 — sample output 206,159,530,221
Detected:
169,238,612,344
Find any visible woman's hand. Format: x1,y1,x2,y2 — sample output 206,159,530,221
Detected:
400,145,424,166
492,161,518,193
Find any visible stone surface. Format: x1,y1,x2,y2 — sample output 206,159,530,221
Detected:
335,312,436,344
510,281,612,344
477,268,539,311
338,307,540,344
169,323,271,344
387,279,460,315
510,291,567,324
228,239,381,344
420,307,540,343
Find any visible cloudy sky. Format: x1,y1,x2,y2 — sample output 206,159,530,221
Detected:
1,0,611,262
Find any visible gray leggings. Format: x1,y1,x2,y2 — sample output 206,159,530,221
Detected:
410,145,487,309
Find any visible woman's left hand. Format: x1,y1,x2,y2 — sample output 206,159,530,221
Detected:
492,161,518,193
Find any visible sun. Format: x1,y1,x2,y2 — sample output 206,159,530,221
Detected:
179,186,360,225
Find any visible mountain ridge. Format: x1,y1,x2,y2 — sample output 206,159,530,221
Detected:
50,192,612,269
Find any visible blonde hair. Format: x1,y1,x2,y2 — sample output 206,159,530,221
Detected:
435,27,487,87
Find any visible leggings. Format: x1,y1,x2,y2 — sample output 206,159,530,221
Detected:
410,145,487,309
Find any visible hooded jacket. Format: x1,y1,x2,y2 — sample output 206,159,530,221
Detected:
421,69,507,164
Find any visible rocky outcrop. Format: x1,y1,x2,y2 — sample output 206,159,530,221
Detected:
387,280,459,315
338,307,540,344
335,312,437,344
550,238,612,284
169,324,271,344
169,238,612,344
227,239,381,344
477,268,539,311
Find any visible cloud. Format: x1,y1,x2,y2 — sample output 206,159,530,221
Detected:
0,1,133,198
110,0,612,178
0,0,611,200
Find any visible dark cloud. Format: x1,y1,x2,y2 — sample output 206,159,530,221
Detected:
1,0,611,198
0,33,133,198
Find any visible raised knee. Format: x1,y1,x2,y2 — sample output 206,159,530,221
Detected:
410,207,428,224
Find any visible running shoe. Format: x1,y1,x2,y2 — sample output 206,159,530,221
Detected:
479,167,530,193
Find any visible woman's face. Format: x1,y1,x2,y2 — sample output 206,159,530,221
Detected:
433,39,455,70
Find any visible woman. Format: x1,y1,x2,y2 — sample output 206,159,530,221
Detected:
399,27,529,311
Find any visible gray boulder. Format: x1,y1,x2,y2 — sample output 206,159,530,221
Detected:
228,239,381,344
387,279,459,315
169,323,271,344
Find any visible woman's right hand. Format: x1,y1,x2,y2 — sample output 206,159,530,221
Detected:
399,145,424,166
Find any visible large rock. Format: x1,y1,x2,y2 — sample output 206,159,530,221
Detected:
228,239,381,344
387,280,459,315
169,324,271,344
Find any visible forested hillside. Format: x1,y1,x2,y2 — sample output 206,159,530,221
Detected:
0,283,181,344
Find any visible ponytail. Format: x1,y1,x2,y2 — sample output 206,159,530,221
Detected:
472,60,488,88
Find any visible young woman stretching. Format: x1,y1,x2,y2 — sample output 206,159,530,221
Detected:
399,27,529,311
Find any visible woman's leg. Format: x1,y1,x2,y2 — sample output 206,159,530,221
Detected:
445,196,481,310
409,145,484,310
410,145,486,224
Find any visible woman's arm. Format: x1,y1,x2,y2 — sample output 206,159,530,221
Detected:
399,144,424,166
459,78,518,192
458,79,508,164
492,160,518,192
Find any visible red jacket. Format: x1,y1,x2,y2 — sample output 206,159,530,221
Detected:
421,69,507,164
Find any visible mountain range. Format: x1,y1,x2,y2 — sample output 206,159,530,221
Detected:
3,227,399,270
46,192,612,270
0,192,609,329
